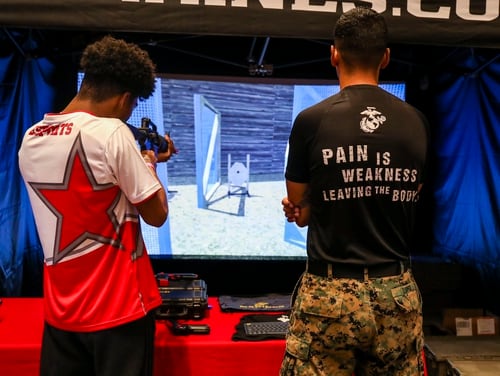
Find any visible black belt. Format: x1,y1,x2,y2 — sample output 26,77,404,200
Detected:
306,260,410,281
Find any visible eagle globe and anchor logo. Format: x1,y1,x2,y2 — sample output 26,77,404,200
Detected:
360,106,387,133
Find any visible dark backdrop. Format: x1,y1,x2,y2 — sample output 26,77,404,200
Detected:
1,30,499,315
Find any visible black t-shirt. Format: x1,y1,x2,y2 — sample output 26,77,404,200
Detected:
285,85,429,265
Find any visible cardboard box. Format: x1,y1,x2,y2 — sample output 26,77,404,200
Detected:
476,317,498,335
442,309,499,336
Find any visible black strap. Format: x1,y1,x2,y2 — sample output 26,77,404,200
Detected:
306,259,410,280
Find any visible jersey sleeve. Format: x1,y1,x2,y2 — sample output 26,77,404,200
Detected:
105,123,162,204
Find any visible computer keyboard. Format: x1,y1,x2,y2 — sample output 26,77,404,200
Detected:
243,320,289,336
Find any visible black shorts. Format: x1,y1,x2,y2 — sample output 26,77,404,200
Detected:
40,311,156,376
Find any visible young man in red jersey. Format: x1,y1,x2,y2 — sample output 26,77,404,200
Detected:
19,35,174,376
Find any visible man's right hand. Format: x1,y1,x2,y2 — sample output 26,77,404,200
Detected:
282,197,301,223
142,150,158,168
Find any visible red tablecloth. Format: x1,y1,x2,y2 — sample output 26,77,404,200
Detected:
0,297,286,376
0,298,45,376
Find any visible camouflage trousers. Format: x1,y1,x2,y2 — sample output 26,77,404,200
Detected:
280,269,425,376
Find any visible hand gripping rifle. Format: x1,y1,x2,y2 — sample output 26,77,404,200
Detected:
127,117,169,155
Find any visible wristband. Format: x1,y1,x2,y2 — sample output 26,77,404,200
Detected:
145,162,156,171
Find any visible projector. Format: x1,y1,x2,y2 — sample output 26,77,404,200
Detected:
248,64,273,76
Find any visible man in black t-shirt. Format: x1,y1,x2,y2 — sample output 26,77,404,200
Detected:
280,7,429,376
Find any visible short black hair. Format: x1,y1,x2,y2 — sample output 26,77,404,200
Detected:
333,7,388,68
79,35,156,101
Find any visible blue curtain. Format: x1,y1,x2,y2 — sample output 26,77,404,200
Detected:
431,51,500,311
0,52,56,296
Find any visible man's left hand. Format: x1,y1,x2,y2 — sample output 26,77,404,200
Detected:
157,134,178,162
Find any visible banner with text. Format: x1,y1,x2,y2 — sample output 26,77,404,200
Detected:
0,0,499,47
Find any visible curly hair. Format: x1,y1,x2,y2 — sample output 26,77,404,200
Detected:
333,7,388,68
79,35,156,101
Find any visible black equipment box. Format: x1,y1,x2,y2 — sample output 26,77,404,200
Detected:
155,273,208,320
424,336,500,376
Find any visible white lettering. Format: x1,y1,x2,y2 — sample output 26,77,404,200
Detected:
232,0,283,9
411,170,418,182
365,185,372,196
365,167,373,181
342,167,418,183
392,189,419,202
382,151,391,165
356,168,364,181
120,0,500,22
292,0,337,13
205,0,226,6
356,145,368,161
336,147,346,163
408,0,451,19
375,186,390,194
322,149,334,165
322,186,373,201
335,145,368,163
377,151,391,165
395,168,402,181
456,0,499,21
344,1,387,13
385,168,393,181
341,169,355,183
337,189,344,200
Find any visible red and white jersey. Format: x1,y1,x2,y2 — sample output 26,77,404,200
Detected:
18,111,163,332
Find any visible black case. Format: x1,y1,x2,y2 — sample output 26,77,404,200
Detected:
155,273,209,320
